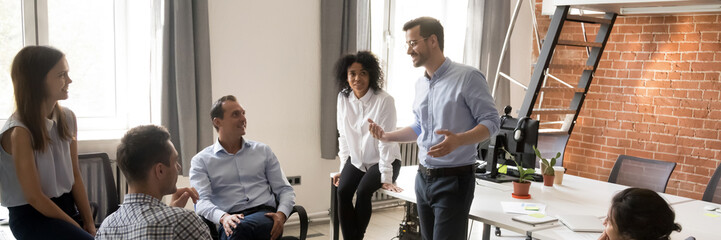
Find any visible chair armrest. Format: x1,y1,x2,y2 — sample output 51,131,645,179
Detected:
291,205,308,240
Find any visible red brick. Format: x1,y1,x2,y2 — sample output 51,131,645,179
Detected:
679,128,695,137
685,33,701,42
669,23,694,33
697,23,721,31
701,32,719,42
617,25,641,34
688,90,703,98
679,42,699,51
696,129,719,139
637,17,651,24
694,15,718,23
691,62,717,71
657,116,679,125
680,73,705,81
650,16,665,24
672,62,691,71
652,134,677,144
670,33,685,42
678,118,704,128
703,91,720,100
674,108,694,117
694,109,710,118
697,52,715,61
700,42,721,51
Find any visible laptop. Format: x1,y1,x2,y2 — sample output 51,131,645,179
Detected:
557,214,605,232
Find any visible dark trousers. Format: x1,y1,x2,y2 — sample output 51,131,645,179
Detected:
220,206,277,240
8,192,93,240
415,169,475,240
337,158,401,240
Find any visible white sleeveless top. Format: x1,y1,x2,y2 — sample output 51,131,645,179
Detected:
0,107,76,207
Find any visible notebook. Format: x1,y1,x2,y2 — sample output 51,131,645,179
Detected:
557,214,604,232
512,213,558,226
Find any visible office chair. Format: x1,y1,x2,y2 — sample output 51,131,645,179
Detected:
78,153,120,227
201,205,308,240
702,163,721,204
608,155,676,193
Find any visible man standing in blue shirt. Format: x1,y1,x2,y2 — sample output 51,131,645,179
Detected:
369,17,500,239
190,95,295,240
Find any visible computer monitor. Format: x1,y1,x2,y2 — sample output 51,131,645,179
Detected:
478,106,539,181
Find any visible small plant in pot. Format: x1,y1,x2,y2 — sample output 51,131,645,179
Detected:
533,145,561,187
502,148,535,198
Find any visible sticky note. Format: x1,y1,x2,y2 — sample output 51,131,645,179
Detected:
704,212,720,218
499,165,508,174
524,206,540,211
529,213,546,218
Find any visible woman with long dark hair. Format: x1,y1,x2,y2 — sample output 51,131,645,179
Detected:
0,46,95,239
332,51,402,240
599,188,682,240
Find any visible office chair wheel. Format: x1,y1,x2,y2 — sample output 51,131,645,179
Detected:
495,227,501,236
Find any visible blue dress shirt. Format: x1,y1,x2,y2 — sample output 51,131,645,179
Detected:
190,138,295,224
410,58,500,168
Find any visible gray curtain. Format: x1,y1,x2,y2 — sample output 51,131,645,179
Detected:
320,0,364,159
465,0,511,110
161,0,213,175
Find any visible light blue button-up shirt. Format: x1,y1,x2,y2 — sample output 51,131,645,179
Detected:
190,138,295,224
410,58,500,168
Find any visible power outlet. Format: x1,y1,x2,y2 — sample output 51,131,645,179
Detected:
287,176,301,185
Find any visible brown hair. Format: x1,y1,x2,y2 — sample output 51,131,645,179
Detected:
210,95,237,131
117,125,172,184
403,17,445,52
11,46,72,151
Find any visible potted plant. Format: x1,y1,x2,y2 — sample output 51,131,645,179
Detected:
502,148,535,198
533,145,561,187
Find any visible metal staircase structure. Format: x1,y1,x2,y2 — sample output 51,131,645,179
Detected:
491,0,618,166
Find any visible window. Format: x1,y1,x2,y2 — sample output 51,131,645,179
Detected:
0,0,163,140
370,0,470,126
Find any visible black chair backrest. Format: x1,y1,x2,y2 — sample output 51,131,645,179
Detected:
703,163,721,203
78,153,120,226
608,155,676,193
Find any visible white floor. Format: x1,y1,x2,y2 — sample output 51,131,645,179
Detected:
284,206,530,240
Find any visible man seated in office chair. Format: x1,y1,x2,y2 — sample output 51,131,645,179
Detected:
96,125,212,239
190,95,296,240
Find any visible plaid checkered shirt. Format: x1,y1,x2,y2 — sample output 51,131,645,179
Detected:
96,193,211,240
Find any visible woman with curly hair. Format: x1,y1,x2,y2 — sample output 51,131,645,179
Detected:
332,51,402,240
599,188,682,240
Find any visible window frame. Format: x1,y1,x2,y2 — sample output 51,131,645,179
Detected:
1,0,162,140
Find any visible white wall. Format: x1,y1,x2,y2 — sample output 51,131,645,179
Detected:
207,0,337,214
509,0,534,113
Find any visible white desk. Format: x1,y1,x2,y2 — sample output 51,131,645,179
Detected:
378,165,697,240
669,200,721,240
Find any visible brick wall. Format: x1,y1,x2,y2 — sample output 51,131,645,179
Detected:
532,1,721,199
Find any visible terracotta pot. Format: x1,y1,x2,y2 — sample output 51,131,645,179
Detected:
543,174,555,187
513,181,531,196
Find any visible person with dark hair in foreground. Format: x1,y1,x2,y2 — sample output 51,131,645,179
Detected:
191,95,295,240
332,51,402,240
599,188,682,240
1,46,95,239
368,16,500,240
96,125,211,239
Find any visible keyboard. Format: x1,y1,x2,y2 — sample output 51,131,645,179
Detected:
504,168,544,182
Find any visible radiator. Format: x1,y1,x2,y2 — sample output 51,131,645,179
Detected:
372,142,419,202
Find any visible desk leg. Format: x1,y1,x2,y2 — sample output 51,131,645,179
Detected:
482,223,491,240
330,180,339,240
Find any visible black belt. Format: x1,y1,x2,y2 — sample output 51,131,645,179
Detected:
418,164,475,178
229,205,277,216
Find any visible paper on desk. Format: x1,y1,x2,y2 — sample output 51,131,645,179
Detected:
551,229,600,240
501,202,546,214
